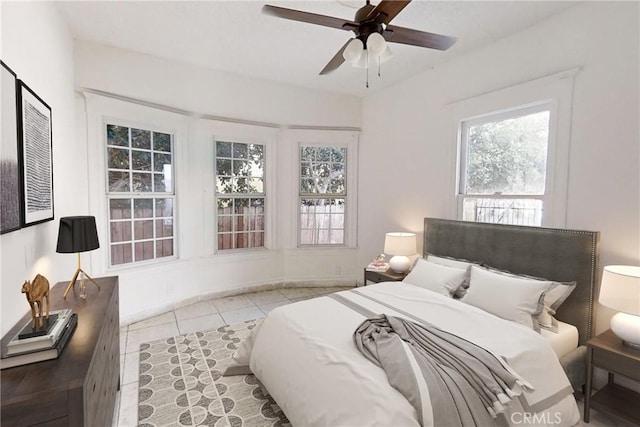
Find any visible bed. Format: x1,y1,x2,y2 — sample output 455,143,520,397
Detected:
229,218,600,426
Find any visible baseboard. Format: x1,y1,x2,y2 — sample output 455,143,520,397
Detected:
120,279,357,326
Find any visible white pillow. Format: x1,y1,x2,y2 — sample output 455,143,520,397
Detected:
426,254,477,298
403,259,467,296
538,281,576,332
462,266,556,331
480,264,576,333
426,254,475,270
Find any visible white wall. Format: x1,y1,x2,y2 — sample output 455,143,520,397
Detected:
0,2,80,336
75,42,363,324
358,2,639,335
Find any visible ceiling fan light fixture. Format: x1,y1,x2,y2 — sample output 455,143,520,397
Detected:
366,32,386,56
379,45,393,64
343,38,364,64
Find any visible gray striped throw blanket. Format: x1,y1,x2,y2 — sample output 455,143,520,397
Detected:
354,314,532,427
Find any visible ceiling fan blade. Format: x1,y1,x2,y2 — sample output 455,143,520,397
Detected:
384,25,457,50
366,0,411,24
262,5,357,31
319,39,352,75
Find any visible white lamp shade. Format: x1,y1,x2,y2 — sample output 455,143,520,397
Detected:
599,265,640,315
353,50,369,68
366,32,386,56
379,45,393,64
384,232,416,256
343,38,364,64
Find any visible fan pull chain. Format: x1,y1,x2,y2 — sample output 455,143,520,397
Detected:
365,50,369,88
378,56,381,77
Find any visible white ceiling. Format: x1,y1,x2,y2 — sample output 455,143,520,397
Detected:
55,0,577,97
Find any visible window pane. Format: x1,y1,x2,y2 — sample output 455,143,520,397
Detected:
462,198,542,226
153,132,171,152
317,147,331,162
216,141,232,158
134,199,153,218
217,177,233,193
108,147,129,170
131,150,152,171
233,160,249,176
217,198,233,212
110,199,131,219
218,233,233,250
233,143,248,159
132,173,152,192
216,159,232,176
131,128,151,149
111,243,132,265
236,232,249,248
153,174,166,192
109,171,130,192
155,219,173,238
218,216,232,232
154,153,172,172
247,178,263,193
465,111,549,195
331,147,346,163
300,146,314,162
107,125,129,147
134,220,154,240
234,198,249,214
155,198,173,217
135,241,154,261
330,229,344,245
110,221,131,243
249,144,264,162
329,179,345,193
156,239,173,258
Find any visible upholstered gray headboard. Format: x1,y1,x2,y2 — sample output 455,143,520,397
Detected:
423,218,600,346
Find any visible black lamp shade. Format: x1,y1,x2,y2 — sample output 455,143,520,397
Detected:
56,216,100,253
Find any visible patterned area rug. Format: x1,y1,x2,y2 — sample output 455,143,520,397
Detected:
138,320,290,427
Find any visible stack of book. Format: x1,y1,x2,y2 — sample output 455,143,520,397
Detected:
366,261,390,272
1,309,77,370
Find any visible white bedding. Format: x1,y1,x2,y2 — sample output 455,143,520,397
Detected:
541,320,579,359
235,282,581,427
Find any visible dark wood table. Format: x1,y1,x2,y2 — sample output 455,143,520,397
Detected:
1,276,120,426
584,329,640,424
364,268,409,285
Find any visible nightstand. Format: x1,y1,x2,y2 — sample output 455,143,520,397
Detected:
584,329,640,424
363,268,408,285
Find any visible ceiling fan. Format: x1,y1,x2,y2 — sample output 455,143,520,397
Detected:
262,0,457,76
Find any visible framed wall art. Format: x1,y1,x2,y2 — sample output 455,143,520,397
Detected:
17,80,54,226
0,60,22,234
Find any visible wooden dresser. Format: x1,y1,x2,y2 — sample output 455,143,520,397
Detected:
1,276,120,426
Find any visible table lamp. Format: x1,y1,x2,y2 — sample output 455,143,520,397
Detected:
56,216,101,299
598,265,640,350
384,232,416,273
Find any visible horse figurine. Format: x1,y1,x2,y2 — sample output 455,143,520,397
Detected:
21,274,50,329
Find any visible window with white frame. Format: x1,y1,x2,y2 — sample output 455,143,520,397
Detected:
215,140,265,250
106,124,175,266
299,146,347,245
458,104,551,226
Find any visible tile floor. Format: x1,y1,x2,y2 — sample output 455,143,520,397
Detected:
113,286,347,427
112,286,635,427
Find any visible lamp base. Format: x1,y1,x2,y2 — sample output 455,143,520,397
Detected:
389,255,411,273
64,267,100,299
610,312,640,350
